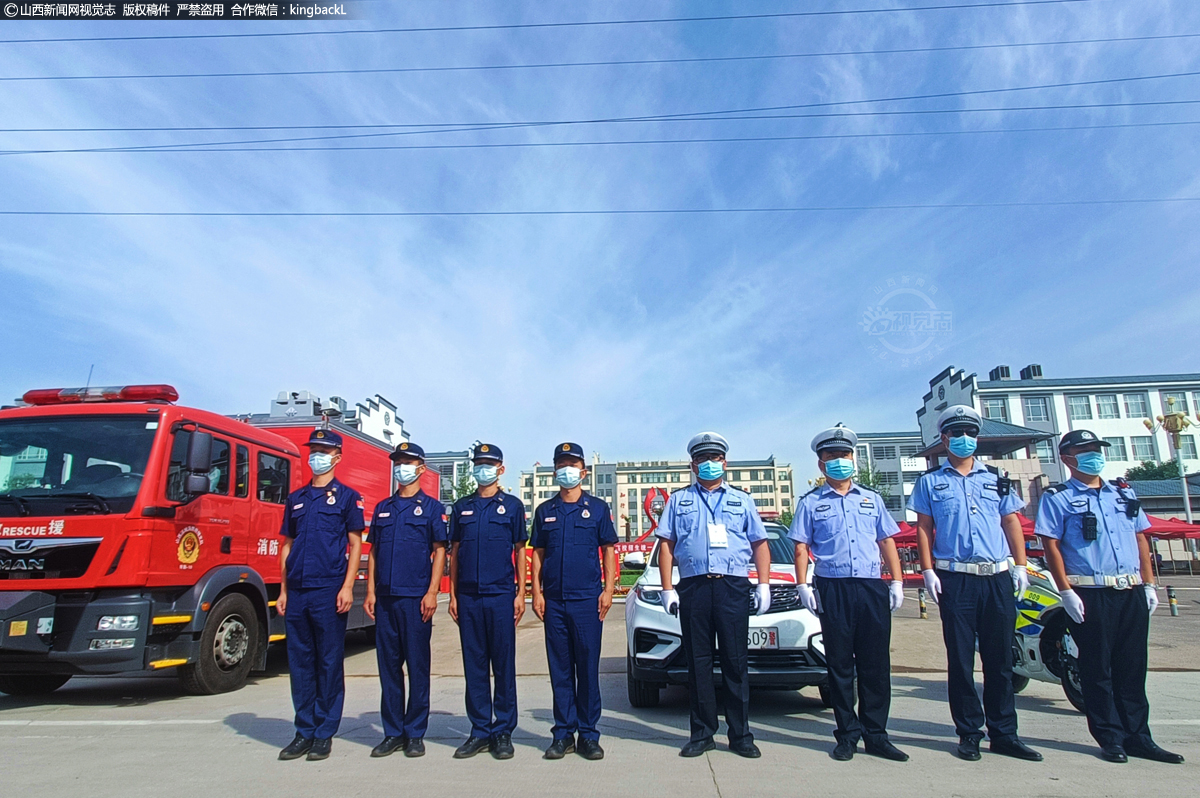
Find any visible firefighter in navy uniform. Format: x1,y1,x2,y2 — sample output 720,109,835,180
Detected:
448,443,528,760
364,442,448,759
790,424,908,762
908,406,1042,762
277,428,366,762
531,442,619,761
1036,429,1183,765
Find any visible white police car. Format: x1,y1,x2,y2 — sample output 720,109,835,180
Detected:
624,522,828,707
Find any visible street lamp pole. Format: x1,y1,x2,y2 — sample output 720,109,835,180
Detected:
1153,397,1195,525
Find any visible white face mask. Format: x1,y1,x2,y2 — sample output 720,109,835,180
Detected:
394,464,420,485
555,466,583,489
309,452,334,475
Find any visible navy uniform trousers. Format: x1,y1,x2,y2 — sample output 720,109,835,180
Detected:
375,595,433,740
285,585,348,739
814,576,892,746
1069,588,1153,750
938,570,1019,741
677,575,753,745
458,592,518,738
544,598,604,742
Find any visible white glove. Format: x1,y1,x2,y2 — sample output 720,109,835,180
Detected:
1060,589,1085,624
1012,565,1029,597
661,589,679,616
889,580,904,612
922,569,942,604
754,584,772,616
1145,584,1159,615
797,584,819,614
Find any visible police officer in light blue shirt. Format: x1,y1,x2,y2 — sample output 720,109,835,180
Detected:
908,405,1041,762
656,431,771,759
1036,429,1182,765
790,424,907,763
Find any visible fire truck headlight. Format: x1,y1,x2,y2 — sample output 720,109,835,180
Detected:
96,615,139,632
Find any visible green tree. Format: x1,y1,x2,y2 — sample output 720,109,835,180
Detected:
778,509,795,528
1125,460,1183,480
452,472,477,501
2,474,38,492
855,462,892,499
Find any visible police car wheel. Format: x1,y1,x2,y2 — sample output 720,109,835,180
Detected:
1060,653,1086,713
626,655,661,708
1011,675,1030,694
180,593,259,695
0,674,71,696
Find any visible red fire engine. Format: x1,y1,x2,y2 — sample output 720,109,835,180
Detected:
0,384,436,696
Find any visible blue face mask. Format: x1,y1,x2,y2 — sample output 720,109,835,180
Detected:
308,452,334,475
555,466,583,489
1073,451,1107,476
696,460,725,481
472,464,499,486
947,434,978,458
394,464,420,485
823,457,855,480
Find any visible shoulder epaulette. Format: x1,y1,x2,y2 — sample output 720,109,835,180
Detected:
984,464,1000,475
669,485,689,495
1043,483,1067,496
801,486,821,499
1110,478,1130,489
922,464,941,474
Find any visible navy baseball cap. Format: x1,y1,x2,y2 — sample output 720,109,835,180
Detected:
473,443,503,463
1058,429,1110,453
305,428,343,448
390,441,425,462
554,442,585,463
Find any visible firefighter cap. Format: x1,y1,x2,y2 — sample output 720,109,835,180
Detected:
553,442,586,463
305,428,343,448
389,441,425,462
472,443,503,463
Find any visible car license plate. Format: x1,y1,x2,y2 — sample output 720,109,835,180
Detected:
748,627,779,650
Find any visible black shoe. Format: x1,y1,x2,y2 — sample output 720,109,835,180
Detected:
453,736,491,759
864,740,909,762
544,736,575,760
1101,746,1128,763
832,740,856,761
1126,743,1185,764
370,736,407,758
491,733,515,760
404,739,425,758
279,734,313,761
956,736,982,761
577,738,605,760
680,738,716,757
306,738,332,761
729,741,761,759
990,738,1043,762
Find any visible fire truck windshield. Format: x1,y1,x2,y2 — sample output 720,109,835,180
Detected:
0,415,158,517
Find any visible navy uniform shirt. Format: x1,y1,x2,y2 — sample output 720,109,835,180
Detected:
1035,478,1150,580
369,491,448,597
532,492,619,600
655,482,767,579
907,461,1025,563
449,490,528,596
280,478,366,589
789,483,900,579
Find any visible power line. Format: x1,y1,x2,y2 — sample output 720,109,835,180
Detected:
3,30,1189,82
4,120,1196,157
1,198,1196,217
10,68,1195,155
0,1,1104,44
5,99,1197,134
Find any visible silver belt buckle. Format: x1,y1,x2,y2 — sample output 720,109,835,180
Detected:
977,562,994,576
1114,575,1131,590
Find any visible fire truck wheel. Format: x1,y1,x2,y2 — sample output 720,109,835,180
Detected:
180,593,259,695
0,674,71,696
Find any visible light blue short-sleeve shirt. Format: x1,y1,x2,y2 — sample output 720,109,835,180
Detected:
790,483,900,579
907,461,1025,563
656,483,767,579
1035,478,1149,582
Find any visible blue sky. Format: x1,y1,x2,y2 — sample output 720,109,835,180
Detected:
2,0,1200,488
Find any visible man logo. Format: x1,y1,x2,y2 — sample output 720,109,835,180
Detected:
13,539,33,552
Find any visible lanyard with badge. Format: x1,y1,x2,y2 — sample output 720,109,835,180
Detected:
699,487,728,548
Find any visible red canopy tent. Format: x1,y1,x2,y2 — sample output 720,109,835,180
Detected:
1146,516,1200,540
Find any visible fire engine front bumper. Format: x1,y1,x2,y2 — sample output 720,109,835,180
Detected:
0,591,151,675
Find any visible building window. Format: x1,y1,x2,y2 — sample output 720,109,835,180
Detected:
1124,393,1150,419
1130,436,1156,462
982,397,1009,422
1163,391,1190,414
1180,435,1198,460
899,444,921,457
1023,396,1050,423
1104,437,1128,461
884,495,902,511
872,445,897,460
1034,440,1056,464
903,471,923,485
1067,395,1092,421
856,445,869,461
763,470,774,481
782,498,791,508
877,471,900,486
780,471,789,481
1096,394,1120,419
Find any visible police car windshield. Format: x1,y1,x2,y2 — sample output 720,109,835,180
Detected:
650,523,793,567
0,415,157,516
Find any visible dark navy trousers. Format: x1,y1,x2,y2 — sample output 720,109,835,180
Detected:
285,584,348,740
677,575,753,746
1069,587,1154,750
543,597,604,742
937,570,1019,742
814,576,893,746
375,595,433,739
458,591,518,738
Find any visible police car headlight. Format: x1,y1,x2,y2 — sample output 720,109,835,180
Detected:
89,638,136,650
97,615,139,631
635,586,662,605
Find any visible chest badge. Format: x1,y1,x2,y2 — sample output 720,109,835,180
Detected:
497,505,506,515
414,506,423,516
326,494,337,505
581,509,591,518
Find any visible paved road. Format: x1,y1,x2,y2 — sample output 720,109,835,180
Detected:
1,593,1196,798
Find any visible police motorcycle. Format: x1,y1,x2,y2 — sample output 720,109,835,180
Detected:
1011,559,1085,713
